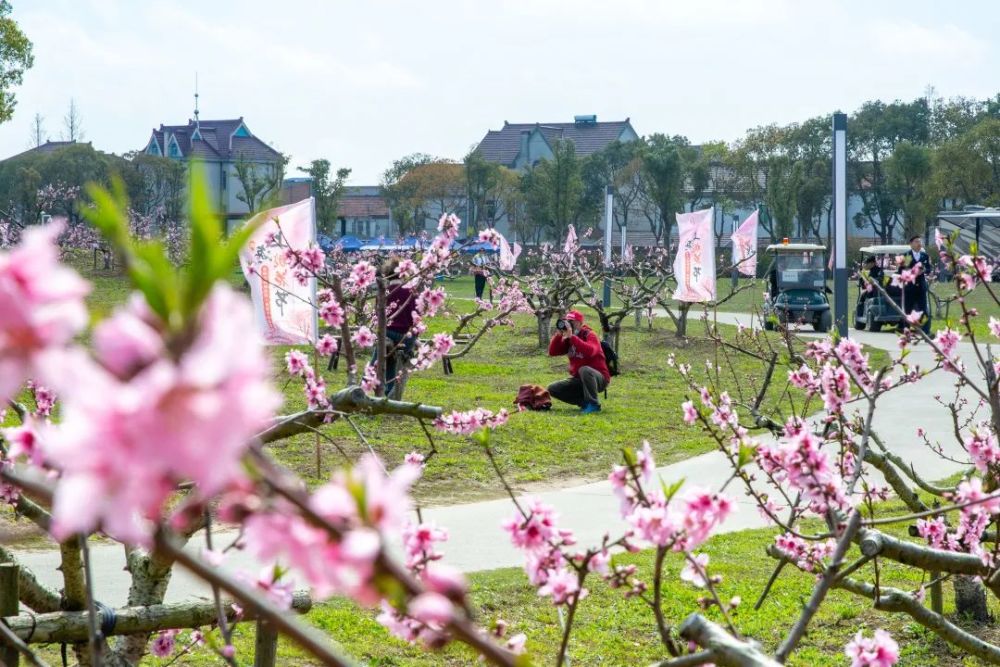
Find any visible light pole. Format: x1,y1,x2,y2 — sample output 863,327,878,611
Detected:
603,186,613,307
832,113,848,338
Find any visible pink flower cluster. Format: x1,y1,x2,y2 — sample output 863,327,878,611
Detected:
411,333,455,371
284,245,326,285
0,222,90,401
415,287,446,318
346,261,377,294
756,427,851,515
43,285,280,543
434,407,509,435
317,289,345,328
502,499,585,605
844,629,900,667
242,455,422,602
966,424,1000,473
773,533,836,572
933,328,963,374
609,444,735,554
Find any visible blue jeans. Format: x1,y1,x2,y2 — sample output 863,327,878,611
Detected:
371,329,416,394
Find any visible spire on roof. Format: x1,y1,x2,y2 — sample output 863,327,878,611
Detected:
193,73,201,139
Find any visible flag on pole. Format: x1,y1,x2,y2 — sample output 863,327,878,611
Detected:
239,197,319,345
730,210,759,277
498,233,521,271
563,224,578,255
672,208,716,302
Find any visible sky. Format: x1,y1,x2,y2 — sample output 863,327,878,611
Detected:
1,0,998,183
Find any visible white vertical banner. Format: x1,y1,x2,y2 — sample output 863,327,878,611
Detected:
239,197,319,345
730,210,759,276
673,208,716,302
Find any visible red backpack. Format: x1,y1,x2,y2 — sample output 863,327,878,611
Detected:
514,384,552,411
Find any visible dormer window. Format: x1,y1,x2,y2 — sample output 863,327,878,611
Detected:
148,140,161,156
168,142,180,157
233,124,250,138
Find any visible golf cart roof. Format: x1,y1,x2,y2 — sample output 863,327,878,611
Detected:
765,243,826,253
859,245,910,255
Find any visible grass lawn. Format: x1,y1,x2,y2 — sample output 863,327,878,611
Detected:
62,263,891,504
136,495,994,666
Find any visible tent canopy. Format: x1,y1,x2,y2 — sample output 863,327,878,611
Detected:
937,208,1000,255
334,235,364,251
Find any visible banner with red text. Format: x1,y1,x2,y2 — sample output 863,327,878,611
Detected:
672,208,716,302
239,198,318,345
731,210,759,277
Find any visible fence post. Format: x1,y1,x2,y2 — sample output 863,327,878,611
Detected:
0,562,19,666
254,618,278,667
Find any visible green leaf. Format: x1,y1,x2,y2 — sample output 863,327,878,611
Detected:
659,476,685,502
737,442,757,468
182,160,223,319
473,429,491,448
622,447,637,467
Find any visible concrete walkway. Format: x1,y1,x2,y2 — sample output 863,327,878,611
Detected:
9,314,982,604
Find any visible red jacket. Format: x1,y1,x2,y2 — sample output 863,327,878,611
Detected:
548,325,611,383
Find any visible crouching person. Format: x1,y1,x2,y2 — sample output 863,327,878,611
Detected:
547,310,610,414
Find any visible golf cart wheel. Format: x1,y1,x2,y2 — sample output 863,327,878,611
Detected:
763,317,776,331
854,316,866,331
814,310,832,333
867,309,882,333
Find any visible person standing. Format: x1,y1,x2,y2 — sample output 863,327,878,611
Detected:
903,234,932,334
373,258,417,394
472,250,490,300
546,310,610,414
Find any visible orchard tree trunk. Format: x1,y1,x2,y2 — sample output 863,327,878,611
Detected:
537,313,552,348
675,302,692,338
954,576,991,623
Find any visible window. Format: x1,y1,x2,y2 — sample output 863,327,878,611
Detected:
233,124,250,138
168,142,180,158
149,141,160,156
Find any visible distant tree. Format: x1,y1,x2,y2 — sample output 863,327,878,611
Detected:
395,161,466,233
464,149,499,232
381,153,437,236
125,151,187,220
27,112,44,147
641,134,689,245
849,98,931,242
584,140,646,234
298,159,351,235
885,140,934,239
234,152,288,214
522,139,584,242
0,2,32,125
61,98,84,142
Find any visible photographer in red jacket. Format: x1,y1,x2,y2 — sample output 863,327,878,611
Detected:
547,310,610,414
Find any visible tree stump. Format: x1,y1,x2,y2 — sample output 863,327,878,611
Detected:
954,575,991,623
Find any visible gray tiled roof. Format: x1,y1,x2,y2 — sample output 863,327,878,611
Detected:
2,140,90,162
475,119,636,165
147,118,281,162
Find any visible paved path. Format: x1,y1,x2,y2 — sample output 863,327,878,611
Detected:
9,314,981,604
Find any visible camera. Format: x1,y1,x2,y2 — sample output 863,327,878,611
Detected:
555,319,569,331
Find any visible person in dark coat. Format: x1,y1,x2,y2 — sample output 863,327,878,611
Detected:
902,234,932,334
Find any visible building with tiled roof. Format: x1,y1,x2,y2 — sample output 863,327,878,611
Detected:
143,116,282,224
475,115,639,170
2,140,91,163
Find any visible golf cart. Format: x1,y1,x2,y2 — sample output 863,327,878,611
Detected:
853,245,909,332
762,242,832,332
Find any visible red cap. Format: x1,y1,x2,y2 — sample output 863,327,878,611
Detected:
565,310,584,323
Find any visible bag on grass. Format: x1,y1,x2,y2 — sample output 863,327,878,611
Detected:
514,384,552,411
